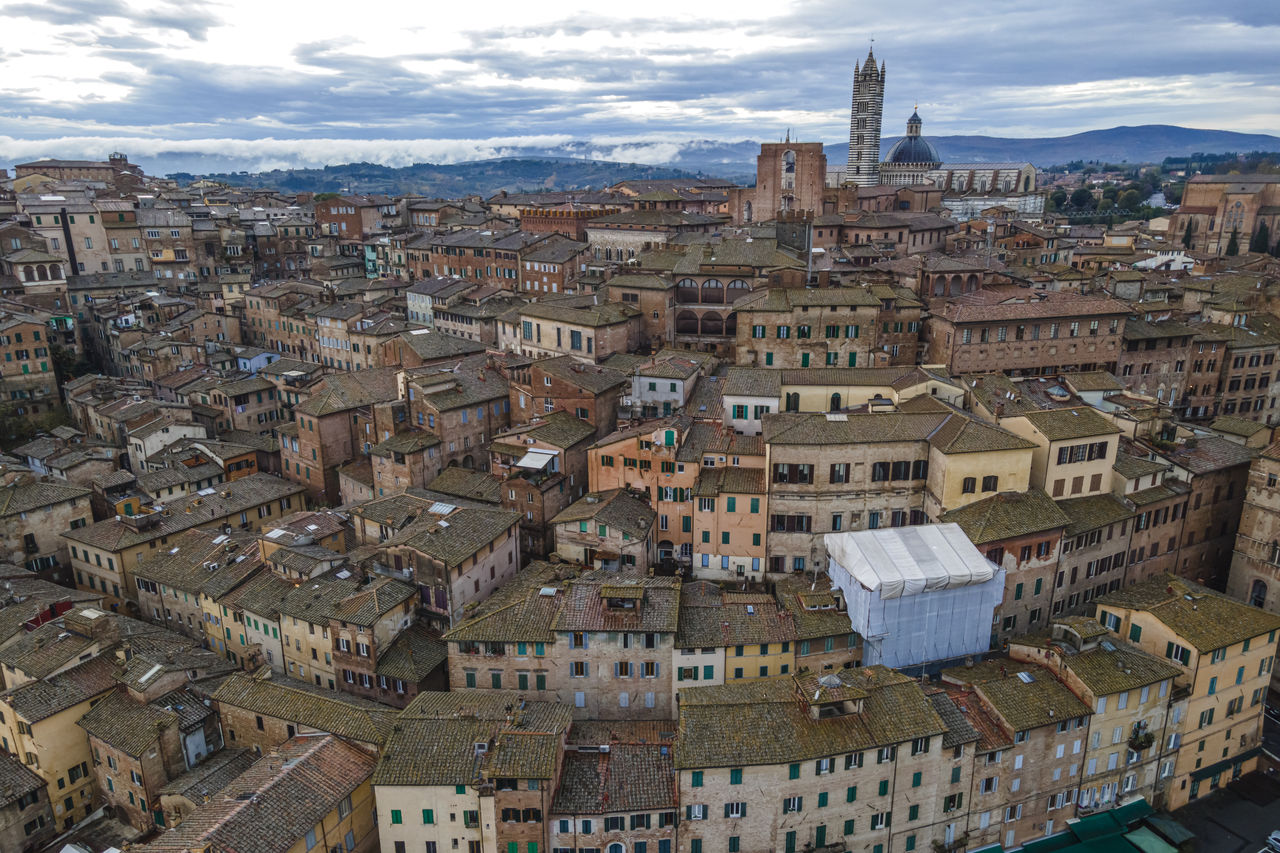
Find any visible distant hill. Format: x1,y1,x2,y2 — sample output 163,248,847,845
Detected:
162,124,1280,194
830,124,1280,170
168,157,710,197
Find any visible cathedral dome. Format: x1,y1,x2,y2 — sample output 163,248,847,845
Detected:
884,134,940,165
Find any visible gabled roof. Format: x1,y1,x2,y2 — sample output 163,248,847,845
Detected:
131,735,377,853
211,672,396,745
550,489,656,540
1097,575,1280,652
940,490,1070,546
1021,406,1121,441
675,668,946,769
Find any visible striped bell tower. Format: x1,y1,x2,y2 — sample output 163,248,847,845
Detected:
845,46,885,187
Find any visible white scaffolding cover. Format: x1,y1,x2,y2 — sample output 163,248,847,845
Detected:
825,524,1004,670
825,524,995,599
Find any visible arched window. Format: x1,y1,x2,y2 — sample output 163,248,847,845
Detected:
1251,578,1268,608
966,274,979,292
726,279,751,302
36,265,48,281
21,265,34,282
608,844,626,853
782,150,796,190
676,278,699,304
743,201,753,223
950,274,963,296
700,311,724,336
700,279,724,304
49,263,61,279
830,393,841,412
675,310,698,335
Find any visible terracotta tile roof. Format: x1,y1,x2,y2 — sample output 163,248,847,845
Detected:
772,574,855,641
552,744,677,814
555,574,680,634
1021,406,1121,441
676,421,763,462
2,653,118,723
1113,453,1167,480
369,430,441,457
293,368,401,416
1211,414,1271,438
211,672,396,745
938,292,1130,324
676,583,796,647
375,622,447,682
426,468,502,504
721,367,781,398
937,684,1013,753
62,474,305,552
157,748,257,802
1056,494,1134,537
927,690,981,748
387,507,521,568
0,481,90,517
77,687,178,757
131,528,263,597
692,466,766,496
331,576,416,627
131,735,376,853
1039,638,1180,697
940,489,1070,546
927,412,1037,455
374,692,572,786
0,751,46,807
675,668,946,769
971,663,1093,733
532,355,629,393
1097,574,1280,652
550,489,655,540
1128,483,1184,506
525,411,597,449
0,618,98,679
763,411,945,445
1165,435,1257,474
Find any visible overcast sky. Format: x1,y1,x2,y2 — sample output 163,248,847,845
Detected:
1,0,1277,169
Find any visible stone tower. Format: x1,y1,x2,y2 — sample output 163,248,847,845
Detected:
845,46,885,187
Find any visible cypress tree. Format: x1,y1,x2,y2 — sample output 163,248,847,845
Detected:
1249,221,1271,254
1182,219,1194,250
1225,228,1239,256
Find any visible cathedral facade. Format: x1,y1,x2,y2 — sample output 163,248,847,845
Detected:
842,51,1037,197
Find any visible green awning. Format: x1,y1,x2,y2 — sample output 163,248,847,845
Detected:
1123,826,1176,853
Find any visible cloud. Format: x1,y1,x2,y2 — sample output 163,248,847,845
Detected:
0,0,1276,173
